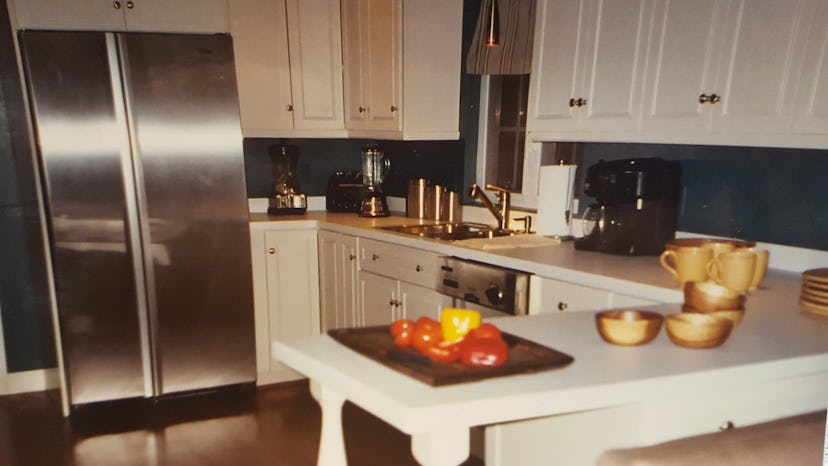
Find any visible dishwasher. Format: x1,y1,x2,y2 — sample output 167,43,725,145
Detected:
436,257,531,317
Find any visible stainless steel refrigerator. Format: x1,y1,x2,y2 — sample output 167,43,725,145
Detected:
19,30,256,408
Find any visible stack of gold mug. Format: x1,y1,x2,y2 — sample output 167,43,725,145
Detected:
660,238,770,328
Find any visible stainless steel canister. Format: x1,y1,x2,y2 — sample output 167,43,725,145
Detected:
406,178,429,218
441,190,462,223
424,185,445,220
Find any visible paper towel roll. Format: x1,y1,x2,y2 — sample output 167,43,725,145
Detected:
536,164,578,237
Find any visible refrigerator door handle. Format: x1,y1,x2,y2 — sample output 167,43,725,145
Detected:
107,33,157,399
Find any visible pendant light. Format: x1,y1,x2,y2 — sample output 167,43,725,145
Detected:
485,0,500,47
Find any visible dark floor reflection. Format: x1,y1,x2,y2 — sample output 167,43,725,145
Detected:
0,380,483,466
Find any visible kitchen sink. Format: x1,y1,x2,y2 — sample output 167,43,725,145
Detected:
378,222,517,241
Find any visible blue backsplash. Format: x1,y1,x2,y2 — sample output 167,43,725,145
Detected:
243,138,466,198
577,143,828,251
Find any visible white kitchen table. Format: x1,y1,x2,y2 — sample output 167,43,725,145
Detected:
274,281,828,466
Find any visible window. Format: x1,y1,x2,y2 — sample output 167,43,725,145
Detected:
476,75,581,210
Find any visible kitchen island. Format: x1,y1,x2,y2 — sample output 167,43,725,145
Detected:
274,283,828,465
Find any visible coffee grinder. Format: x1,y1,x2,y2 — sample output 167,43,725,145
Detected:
359,145,390,217
268,141,307,215
574,158,681,255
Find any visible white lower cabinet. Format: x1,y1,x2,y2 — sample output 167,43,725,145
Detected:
318,231,358,331
528,276,658,314
358,271,452,325
250,227,320,385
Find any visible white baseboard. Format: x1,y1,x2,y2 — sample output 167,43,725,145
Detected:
0,368,59,396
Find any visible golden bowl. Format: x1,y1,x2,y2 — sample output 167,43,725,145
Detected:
595,310,664,346
665,313,733,349
684,281,746,311
665,238,755,251
682,306,745,327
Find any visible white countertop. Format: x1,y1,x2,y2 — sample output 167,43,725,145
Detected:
250,211,803,304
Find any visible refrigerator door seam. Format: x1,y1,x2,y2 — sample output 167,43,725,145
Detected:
106,32,157,399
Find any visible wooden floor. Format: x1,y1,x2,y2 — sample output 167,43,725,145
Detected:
0,380,483,466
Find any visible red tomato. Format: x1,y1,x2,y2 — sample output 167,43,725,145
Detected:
425,341,461,364
390,319,415,348
411,317,443,354
468,323,502,340
460,337,509,367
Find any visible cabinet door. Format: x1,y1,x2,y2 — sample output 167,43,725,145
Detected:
12,0,126,30
527,0,589,134
285,0,345,131
229,0,294,135
341,0,401,132
400,282,451,322
318,231,358,331
358,271,398,326
791,0,828,135
123,0,229,33
264,230,321,368
709,0,809,134
578,0,651,132
641,0,726,133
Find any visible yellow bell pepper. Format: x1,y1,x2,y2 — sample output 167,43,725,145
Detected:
440,308,481,343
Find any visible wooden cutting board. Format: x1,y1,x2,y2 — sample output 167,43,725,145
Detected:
328,326,574,386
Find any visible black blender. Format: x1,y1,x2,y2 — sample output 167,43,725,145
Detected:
268,141,307,215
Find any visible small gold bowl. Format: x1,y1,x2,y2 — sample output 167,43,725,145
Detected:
665,313,734,349
684,281,746,311
595,310,664,346
682,306,745,327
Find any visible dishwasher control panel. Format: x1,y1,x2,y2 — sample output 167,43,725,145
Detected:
436,257,530,315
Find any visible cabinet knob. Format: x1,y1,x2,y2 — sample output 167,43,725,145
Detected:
719,420,735,431
415,265,423,272
372,253,379,261
699,93,722,104
113,0,122,9
268,247,276,255
358,106,366,113
390,105,398,112
286,104,294,112
568,98,588,108
557,301,568,311
349,254,356,261
125,0,134,8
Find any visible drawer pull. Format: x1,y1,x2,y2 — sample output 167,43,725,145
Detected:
268,248,276,255
558,301,568,311
415,265,423,272
372,254,379,261
719,420,735,431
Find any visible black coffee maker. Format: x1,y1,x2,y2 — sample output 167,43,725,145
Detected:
574,158,681,256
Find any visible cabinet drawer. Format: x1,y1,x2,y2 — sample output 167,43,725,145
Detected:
359,238,441,289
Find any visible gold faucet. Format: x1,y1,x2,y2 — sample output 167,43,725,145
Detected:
469,183,512,230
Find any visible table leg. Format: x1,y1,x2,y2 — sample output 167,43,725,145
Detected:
309,380,347,466
411,426,470,466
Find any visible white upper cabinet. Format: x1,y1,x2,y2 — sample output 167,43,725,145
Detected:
342,0,462,140
643,0,810,136
12,0,230,33
229,0,345,138
528,0,651,136
791,0,828,136
529,0,828,148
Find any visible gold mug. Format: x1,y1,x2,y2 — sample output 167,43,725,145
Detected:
660,246,714,286
706,249,757,294
749,249,770,290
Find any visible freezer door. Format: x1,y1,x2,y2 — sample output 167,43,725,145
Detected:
118,34,256,395
20,31,147,405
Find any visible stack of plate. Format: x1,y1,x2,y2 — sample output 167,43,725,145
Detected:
800,268,828,317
